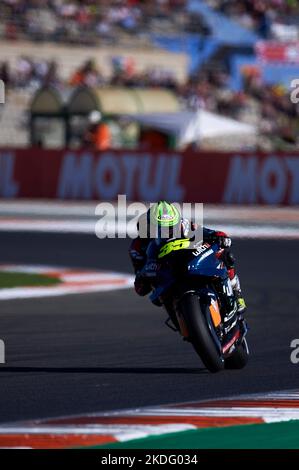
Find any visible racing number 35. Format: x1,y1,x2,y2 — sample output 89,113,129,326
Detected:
158,239,190,259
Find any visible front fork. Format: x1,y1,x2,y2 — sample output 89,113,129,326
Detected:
215,277,236,318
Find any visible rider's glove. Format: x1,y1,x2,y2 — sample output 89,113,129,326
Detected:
134,271,151,296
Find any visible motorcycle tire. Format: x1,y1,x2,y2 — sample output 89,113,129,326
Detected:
225,337,249,369
180,293,224,373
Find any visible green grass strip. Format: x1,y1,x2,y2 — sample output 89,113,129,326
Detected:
0,272,61,289
91,420,299,449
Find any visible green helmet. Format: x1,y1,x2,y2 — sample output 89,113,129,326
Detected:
137,201,182,239
149,201,181,227
147,201,181,240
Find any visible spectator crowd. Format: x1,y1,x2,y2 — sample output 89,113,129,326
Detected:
207,0,299,40
0,1,298,150
1,0,299,44
0,0,187,44
1,54,298,150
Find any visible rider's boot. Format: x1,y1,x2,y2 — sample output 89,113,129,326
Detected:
230,273,246,314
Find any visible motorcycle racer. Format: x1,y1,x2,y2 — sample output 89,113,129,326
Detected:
129,201,246,314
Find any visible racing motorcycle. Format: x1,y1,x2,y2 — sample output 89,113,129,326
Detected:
140,238,249,373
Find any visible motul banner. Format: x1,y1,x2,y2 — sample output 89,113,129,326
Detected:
1,148,299,205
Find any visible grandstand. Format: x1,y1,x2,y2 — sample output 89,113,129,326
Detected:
0,39,188,147
0,0,298,150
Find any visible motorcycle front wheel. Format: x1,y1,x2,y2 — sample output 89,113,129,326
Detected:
225,337,249,369
179,293,224,373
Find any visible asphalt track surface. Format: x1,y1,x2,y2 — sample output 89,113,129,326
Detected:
0,232,298,424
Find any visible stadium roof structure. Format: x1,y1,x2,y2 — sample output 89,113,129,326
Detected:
31,87,66,116
30,87,74,118
69,86,180,116
31,86,180,118
29,86,181,147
